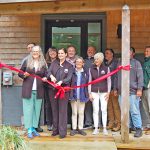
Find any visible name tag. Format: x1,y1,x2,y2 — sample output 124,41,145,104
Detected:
101,70,105,74
64,69,68,73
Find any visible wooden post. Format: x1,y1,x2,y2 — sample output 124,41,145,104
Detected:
121,4,130,143
0,69,2,125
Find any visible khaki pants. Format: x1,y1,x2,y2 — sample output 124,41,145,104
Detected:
71,100,85,130
107,91,121,126
23,91,42,129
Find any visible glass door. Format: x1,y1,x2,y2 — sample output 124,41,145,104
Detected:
45,20,102,58
52,27,81,55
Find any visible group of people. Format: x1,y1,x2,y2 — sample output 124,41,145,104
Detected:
18,43,150,139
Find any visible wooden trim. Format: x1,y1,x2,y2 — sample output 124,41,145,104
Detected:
0,0,56,3
0,0,150,15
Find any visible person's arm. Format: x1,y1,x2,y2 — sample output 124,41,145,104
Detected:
136,61,144,97
61,65,74,85
88,68,94,101
107,67,111,93
18,61,29,79
47,61,57,83
88,68,91,94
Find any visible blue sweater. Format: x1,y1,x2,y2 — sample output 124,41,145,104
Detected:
69,68,89,102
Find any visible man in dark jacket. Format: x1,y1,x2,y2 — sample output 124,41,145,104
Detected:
84,46,96,129
114,47,143,137
104,48,121,132
141,46,150,134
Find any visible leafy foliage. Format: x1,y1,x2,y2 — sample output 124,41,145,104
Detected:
0,126,29,150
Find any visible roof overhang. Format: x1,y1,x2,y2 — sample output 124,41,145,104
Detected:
0,0,150,15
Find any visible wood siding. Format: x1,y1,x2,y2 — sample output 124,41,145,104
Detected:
0,10,150,65
1,10,150,65
0,14,40,86
0,10,150,85
0,14,40,65
107,10,150,53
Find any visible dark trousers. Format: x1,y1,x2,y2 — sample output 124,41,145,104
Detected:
44,87,53,126
84,101,93,126
51,91,69,137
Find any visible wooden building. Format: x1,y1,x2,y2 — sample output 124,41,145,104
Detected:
0,0,150,143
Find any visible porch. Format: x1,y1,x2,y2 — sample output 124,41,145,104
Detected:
22,126,150,150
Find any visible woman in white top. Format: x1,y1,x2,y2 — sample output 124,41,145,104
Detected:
18,45,47,139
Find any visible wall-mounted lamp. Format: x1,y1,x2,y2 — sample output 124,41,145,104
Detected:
117,24,122,39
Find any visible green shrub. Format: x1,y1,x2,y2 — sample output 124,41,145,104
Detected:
0,126,29,150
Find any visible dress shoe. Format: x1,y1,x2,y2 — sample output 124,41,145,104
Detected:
107,123,114,130
145,130,150,135
143,127,150,131
78,129,87,136
47,125,53,131
51,132,59,136
70,130,78,136
83,125,92,129
129,127,136,133
112,125,121,132
59,135,66,139
35,127,43,132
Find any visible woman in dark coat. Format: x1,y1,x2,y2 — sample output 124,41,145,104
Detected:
45,47,57,131
47,48,73,139
18,45,47,139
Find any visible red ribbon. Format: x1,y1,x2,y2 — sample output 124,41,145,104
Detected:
0,62,130,99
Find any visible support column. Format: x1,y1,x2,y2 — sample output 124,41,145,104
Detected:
121,4,130,143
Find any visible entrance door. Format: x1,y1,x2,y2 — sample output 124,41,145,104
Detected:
42,14,106,58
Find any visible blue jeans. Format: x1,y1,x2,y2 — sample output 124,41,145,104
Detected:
119,95,142,128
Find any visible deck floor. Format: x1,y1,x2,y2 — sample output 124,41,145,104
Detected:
21,126,150,150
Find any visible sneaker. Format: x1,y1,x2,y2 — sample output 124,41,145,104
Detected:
32,128,40,137
134,128,142,138
27,128,34,139
83,125,92,129
92,128,99,135
70,130,78,136
27,133,34,139
78,129,87,136
103,128,108,136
